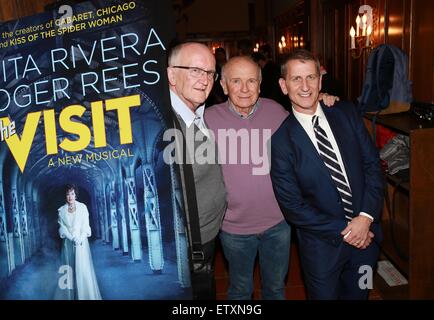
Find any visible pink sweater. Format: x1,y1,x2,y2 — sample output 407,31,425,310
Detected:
205,98,289,234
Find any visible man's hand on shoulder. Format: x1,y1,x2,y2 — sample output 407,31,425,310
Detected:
319,92,340,107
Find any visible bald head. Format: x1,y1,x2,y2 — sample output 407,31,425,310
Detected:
168,42,214,67
220,56,261,117
221,56,261,82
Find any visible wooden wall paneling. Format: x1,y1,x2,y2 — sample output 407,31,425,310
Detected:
386,0,405,49
409,128,434,298
0,0,18,21
310,0,322,55
0,0,53,22
382,182,410,275
30,1,52,17
320,2,331,84
320,0,347,98
376,0,387,45
334,4,345,98
402,0,411,53
380,0,388,44
9,0,35,20
407,0,415,79
320,1,333,74
15,0,30,19
345,2,353,100
410,0,434,103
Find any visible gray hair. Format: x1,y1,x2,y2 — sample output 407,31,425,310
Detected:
280,49,321,78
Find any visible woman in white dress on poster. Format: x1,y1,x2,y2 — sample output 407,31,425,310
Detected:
55,184,102,300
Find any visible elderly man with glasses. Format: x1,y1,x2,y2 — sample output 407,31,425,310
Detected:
166,42,227,300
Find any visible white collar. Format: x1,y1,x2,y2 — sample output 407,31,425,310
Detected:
170,89,205,128
292,102,325,126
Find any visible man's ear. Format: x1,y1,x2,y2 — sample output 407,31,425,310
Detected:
278,78,288,95
167,67,176,86
319,74,322,92
220,79,229,95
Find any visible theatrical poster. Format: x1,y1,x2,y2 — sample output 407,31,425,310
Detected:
0,0,193,299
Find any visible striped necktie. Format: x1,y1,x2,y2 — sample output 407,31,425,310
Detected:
312,115,354,219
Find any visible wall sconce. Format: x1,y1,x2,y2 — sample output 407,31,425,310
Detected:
278,35,287,53
349,5,374,58
253,42,259,52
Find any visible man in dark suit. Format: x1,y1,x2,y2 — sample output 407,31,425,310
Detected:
270,49,384,299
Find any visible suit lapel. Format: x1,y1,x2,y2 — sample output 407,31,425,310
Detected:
288,116,334,181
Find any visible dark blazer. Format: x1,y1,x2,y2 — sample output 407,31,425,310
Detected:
270,101,384,247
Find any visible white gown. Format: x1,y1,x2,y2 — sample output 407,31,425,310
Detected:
57,201,102,300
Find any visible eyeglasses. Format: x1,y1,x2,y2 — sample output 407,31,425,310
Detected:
171,66,217,81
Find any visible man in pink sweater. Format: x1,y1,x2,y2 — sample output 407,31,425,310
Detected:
205,56,290,299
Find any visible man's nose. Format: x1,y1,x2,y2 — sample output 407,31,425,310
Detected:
300,78,309,91
240,82,249,92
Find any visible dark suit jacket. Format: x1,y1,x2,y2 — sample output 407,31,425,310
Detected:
270,101,384,248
